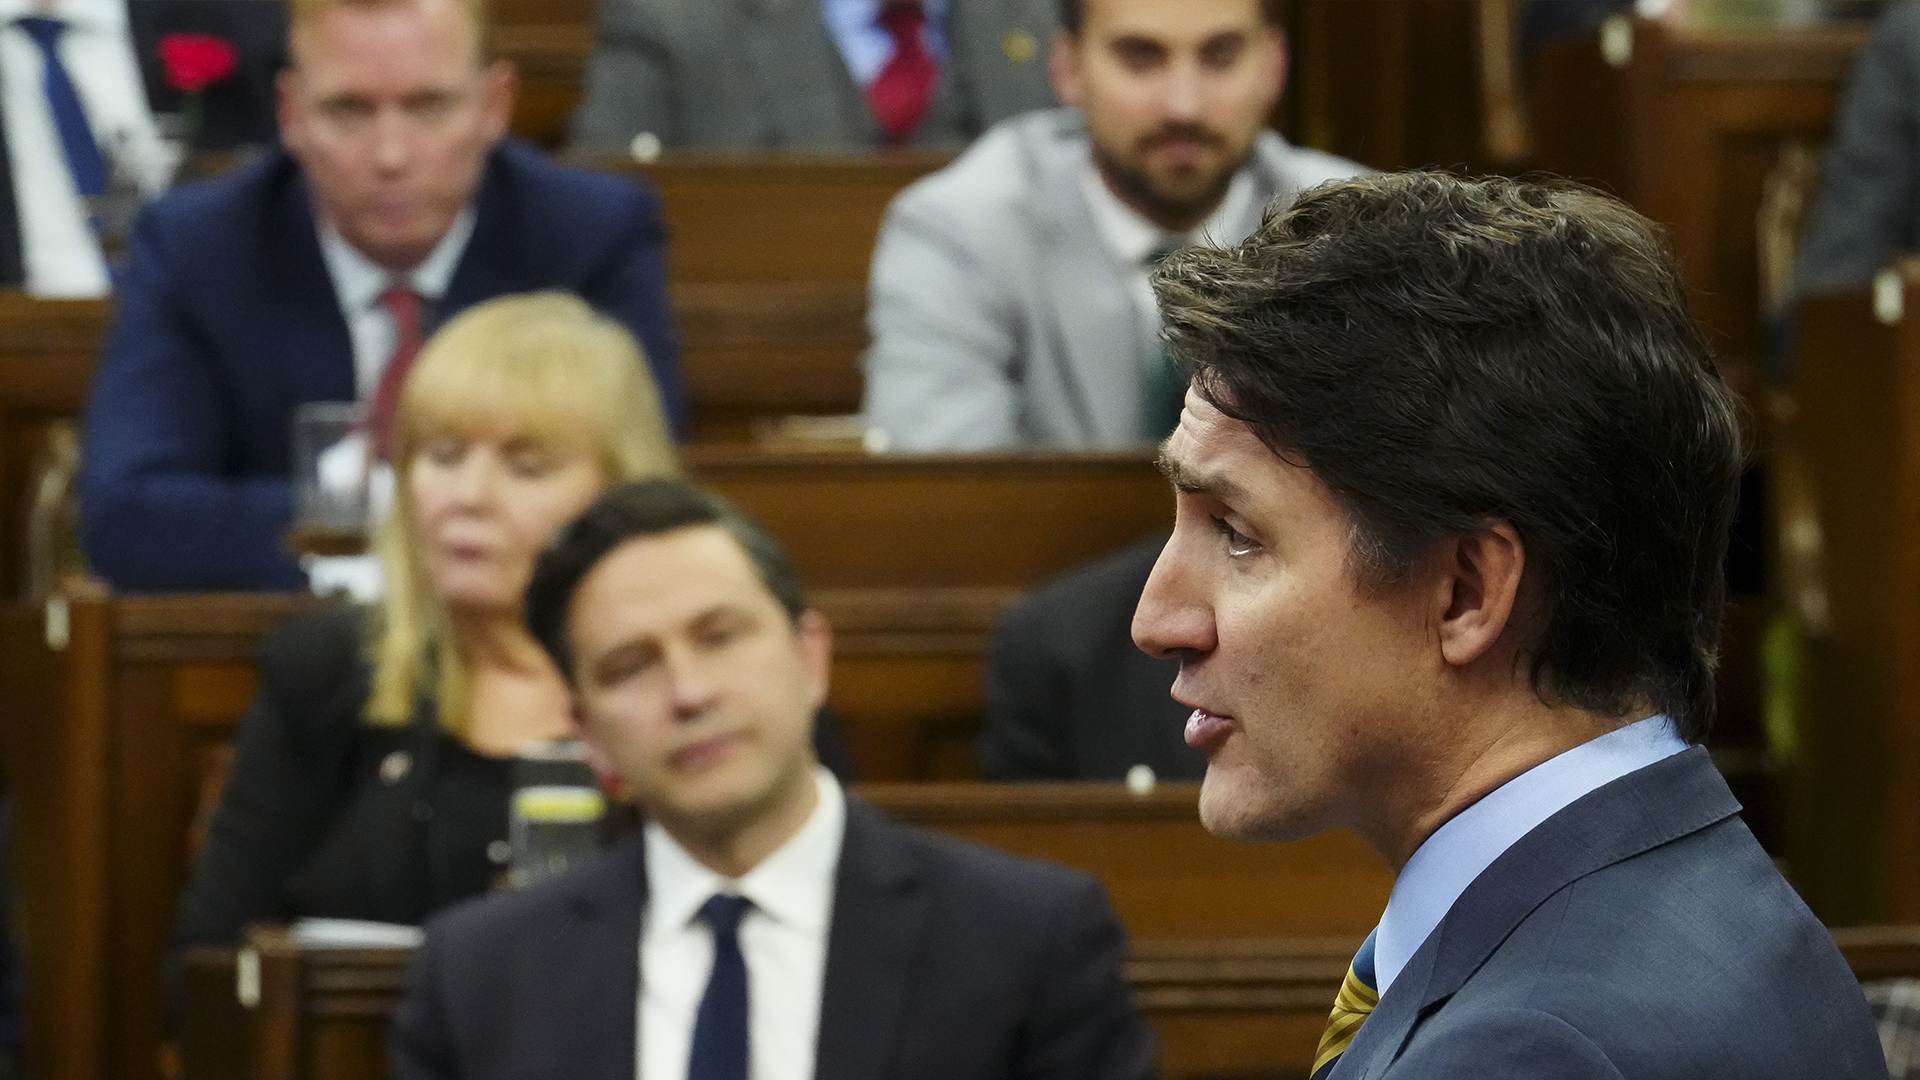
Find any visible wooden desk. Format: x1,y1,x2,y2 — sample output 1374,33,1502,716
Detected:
1782,262,1920,925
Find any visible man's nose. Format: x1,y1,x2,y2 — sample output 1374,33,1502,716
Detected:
1160,57,1206,123
665,649,723,720
1131,538,1216,659
369,108,413,173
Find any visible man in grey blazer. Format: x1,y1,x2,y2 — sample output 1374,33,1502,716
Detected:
861,0,1362,451
568,0,1060,154
1134,171,1885,1078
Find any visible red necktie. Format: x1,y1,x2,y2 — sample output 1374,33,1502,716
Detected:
868,3,936,145
368,286,425,460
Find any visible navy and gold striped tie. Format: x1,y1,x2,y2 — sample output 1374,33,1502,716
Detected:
1312,929,1379,1080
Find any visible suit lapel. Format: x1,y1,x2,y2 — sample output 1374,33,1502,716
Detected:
814,799,930,1080
265,161,355,412
1021,114,1143,446
1335,748,1741,1078
741,0,880,150
549,839,648,1080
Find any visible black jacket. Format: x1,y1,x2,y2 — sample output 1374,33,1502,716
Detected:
393,798,1156,1080
980,532,1201,780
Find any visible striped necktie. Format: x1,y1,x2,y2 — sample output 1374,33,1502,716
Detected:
1312,929,1379,1080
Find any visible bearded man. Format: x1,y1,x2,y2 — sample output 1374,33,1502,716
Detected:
859,0,1361,451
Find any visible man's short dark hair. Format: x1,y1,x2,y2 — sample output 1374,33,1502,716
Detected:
524,479,809,679
1154,171,1743,741
1057,0,1283,37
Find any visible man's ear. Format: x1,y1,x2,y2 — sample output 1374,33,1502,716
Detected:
794,610,833,712
479,59,518,144
569,698,626,799
1048,30,1084,107
274,69,305,159
1436,522,1525,668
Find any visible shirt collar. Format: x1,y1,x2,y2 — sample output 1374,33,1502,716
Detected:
644,766,846,936
1078,154,1257,269
316,205,476,311
0,0,121,33
1372,714,1689,995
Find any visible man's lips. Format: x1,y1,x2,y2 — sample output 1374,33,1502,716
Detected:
1184,708,1235,752
670,731,742,771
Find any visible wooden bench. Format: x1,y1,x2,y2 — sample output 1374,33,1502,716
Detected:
174,917,1920,1080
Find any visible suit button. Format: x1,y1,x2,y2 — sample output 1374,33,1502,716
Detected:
379,750,412,784
487,840,511,865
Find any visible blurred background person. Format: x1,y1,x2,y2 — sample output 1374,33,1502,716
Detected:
164,294,691,1016
1794,0,1920,295
81,0,685,593
0,0,177,297
980,531,1199,781
861,0,1362,452
567,0,1059,156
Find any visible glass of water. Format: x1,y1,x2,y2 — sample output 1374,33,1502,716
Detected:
509,740,607,888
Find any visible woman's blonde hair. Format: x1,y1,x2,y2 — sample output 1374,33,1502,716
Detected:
365,291,679,732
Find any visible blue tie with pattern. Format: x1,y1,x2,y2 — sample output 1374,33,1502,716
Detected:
688,894,751,1080
17,17,107,199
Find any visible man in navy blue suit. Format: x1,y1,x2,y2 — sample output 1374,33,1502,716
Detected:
80,0,684,591
1134,172,1888,1079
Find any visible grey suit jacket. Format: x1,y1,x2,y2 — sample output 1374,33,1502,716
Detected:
391,797,1156,1080
861,109,1363,451
567,0,1059,153
1332,748,1886,1079
1795,1,1920,295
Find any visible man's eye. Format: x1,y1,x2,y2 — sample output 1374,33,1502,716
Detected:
1211,516,1257,556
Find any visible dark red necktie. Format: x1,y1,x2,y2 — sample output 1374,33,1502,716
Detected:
368,286,425,460
868,3,936,145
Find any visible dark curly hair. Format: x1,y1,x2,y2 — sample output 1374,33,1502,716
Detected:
1153,171,1744,740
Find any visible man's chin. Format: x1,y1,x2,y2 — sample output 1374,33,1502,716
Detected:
1196,767,1314,843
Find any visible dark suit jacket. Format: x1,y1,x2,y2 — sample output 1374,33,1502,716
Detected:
79,139,685,591
567,0,1059,154
980,532,1201,781
1796,0,1920,295
167,605,853,1021
392,797,1156,1080
1332,748,1886,1079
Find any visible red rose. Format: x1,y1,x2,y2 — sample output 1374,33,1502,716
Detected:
157,32,238,94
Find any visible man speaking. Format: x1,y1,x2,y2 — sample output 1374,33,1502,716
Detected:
1133,172,1887,1079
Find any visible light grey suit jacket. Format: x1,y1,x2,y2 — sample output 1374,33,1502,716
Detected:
861,109,1364,451
567,0,1059,154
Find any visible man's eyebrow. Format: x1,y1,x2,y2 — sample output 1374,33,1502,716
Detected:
1156,446,1249,505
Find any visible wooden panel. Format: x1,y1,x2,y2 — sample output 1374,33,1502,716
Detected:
610,155,947,283
866,784,1391,940
492,0,597,149
1786,263,1920,924
690,449,1170,589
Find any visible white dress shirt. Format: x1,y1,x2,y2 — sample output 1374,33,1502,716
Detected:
1078,159,1256,359
315,207,476,399
0,0,174,297
639,767,845,1080
818,0,950,87
1372,714,1690,995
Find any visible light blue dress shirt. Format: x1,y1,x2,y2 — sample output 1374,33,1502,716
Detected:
1372,713,1690,995
819,0,950,87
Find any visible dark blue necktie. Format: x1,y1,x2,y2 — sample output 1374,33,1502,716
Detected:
17,17,107,199
688,894,751,1080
